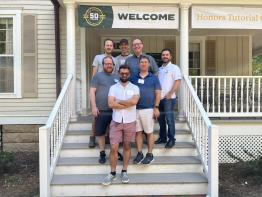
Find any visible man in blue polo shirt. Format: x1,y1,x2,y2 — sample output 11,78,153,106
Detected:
130,55,161,164
125,38,159,76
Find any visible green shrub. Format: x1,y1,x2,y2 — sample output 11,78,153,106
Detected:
0,151,15,174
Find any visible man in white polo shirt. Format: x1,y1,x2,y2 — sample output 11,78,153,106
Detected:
102,65,140,186
155,48,182,149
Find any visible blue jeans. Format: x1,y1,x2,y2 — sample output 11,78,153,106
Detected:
158,98,176,141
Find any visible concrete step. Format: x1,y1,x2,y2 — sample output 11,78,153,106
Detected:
54,156,203,175
68,121,189,131
63,129,193,143
51,173,208,196
60,142,197,158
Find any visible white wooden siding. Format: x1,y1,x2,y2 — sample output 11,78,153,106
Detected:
0,0,66,124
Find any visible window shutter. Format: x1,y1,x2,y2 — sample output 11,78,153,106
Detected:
22,14,37,97
205,40,216,75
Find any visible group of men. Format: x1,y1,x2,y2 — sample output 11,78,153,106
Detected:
89,38,182,186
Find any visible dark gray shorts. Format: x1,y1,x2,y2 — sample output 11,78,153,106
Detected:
95,110,112,136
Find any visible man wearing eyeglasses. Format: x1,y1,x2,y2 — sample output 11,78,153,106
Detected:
89,38,118,149
90,56,119,164
125,38,159,76
102,65,140,186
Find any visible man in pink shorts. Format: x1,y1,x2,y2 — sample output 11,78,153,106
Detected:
102,65,140,186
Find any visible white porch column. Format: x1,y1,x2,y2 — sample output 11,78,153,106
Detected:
65,1,77,120
178,3,190,119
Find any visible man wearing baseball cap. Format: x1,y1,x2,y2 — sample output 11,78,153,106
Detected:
116,39,132,70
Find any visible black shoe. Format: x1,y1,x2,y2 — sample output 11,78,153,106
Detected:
141,153,154,165
89,136,96,148
155,138,167,144
105,135,110,144
118,152,123,161
165,139,175,149
133,152,144,164
99,151,106,164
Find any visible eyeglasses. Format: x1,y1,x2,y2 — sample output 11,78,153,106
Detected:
104,63,113,66
132,43,142,46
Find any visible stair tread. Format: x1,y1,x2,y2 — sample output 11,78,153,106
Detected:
51,172,207,185
57,156,201,166
71,115,186,124
62,142,196,149
66,129,191,135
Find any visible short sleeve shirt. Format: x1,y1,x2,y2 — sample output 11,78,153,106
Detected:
91,71,119,110
108,82,140,123
125,54,159,76
92,54,118,73
158,62,182,99
116,54,132,70
130,73,161,109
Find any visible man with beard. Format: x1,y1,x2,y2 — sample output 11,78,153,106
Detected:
155,48,182,148
89,39,118,148
102,65,139,185
125,38,158,76
116,39,132,68
92,38,118,76
90,56,119,164
131,56,161,165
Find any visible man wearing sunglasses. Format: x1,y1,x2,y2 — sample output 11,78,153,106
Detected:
102,65,140,185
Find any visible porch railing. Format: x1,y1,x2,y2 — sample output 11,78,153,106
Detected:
39,74,73,197
189,76,262,117
183,75,219,197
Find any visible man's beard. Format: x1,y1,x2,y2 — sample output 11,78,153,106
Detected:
120,77,129,83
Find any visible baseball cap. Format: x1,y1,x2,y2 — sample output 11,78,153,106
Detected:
119,39,129,45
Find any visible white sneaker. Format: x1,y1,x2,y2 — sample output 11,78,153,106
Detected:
102,173,117,186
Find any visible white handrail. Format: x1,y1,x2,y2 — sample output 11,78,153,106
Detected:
189,76,262,117
39,74,73,197
183,75,219,197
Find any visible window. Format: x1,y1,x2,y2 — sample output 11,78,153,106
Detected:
0,18,14,93
0,10,21,98
189,43,200,76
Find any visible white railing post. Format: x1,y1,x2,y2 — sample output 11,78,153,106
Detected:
208,125,219,197
39,126,50,197
39,74,73,197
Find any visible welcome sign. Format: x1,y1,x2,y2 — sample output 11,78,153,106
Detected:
78,5,179,29
192,6,262,29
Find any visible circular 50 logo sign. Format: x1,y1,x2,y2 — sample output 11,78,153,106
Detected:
83,7,106,26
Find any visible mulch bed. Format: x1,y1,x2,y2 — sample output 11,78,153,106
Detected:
219,163,262,197
0,152,261,197
0,152,39,197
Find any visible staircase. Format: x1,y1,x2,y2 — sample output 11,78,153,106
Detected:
50,116,208,196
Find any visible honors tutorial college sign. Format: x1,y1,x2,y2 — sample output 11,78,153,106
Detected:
192,6,262,29
78,5,179,29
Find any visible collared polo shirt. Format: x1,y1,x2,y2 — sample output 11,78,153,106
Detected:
108,82,140,123
130,72,161,109
158,62,182,99
125,53,159,76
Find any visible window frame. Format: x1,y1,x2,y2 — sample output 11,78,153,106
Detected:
0,9,22,98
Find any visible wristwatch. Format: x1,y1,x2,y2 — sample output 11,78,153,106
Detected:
154,106,159,108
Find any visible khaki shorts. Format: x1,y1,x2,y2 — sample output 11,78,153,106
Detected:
109,121,136,144
136,108,154,134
